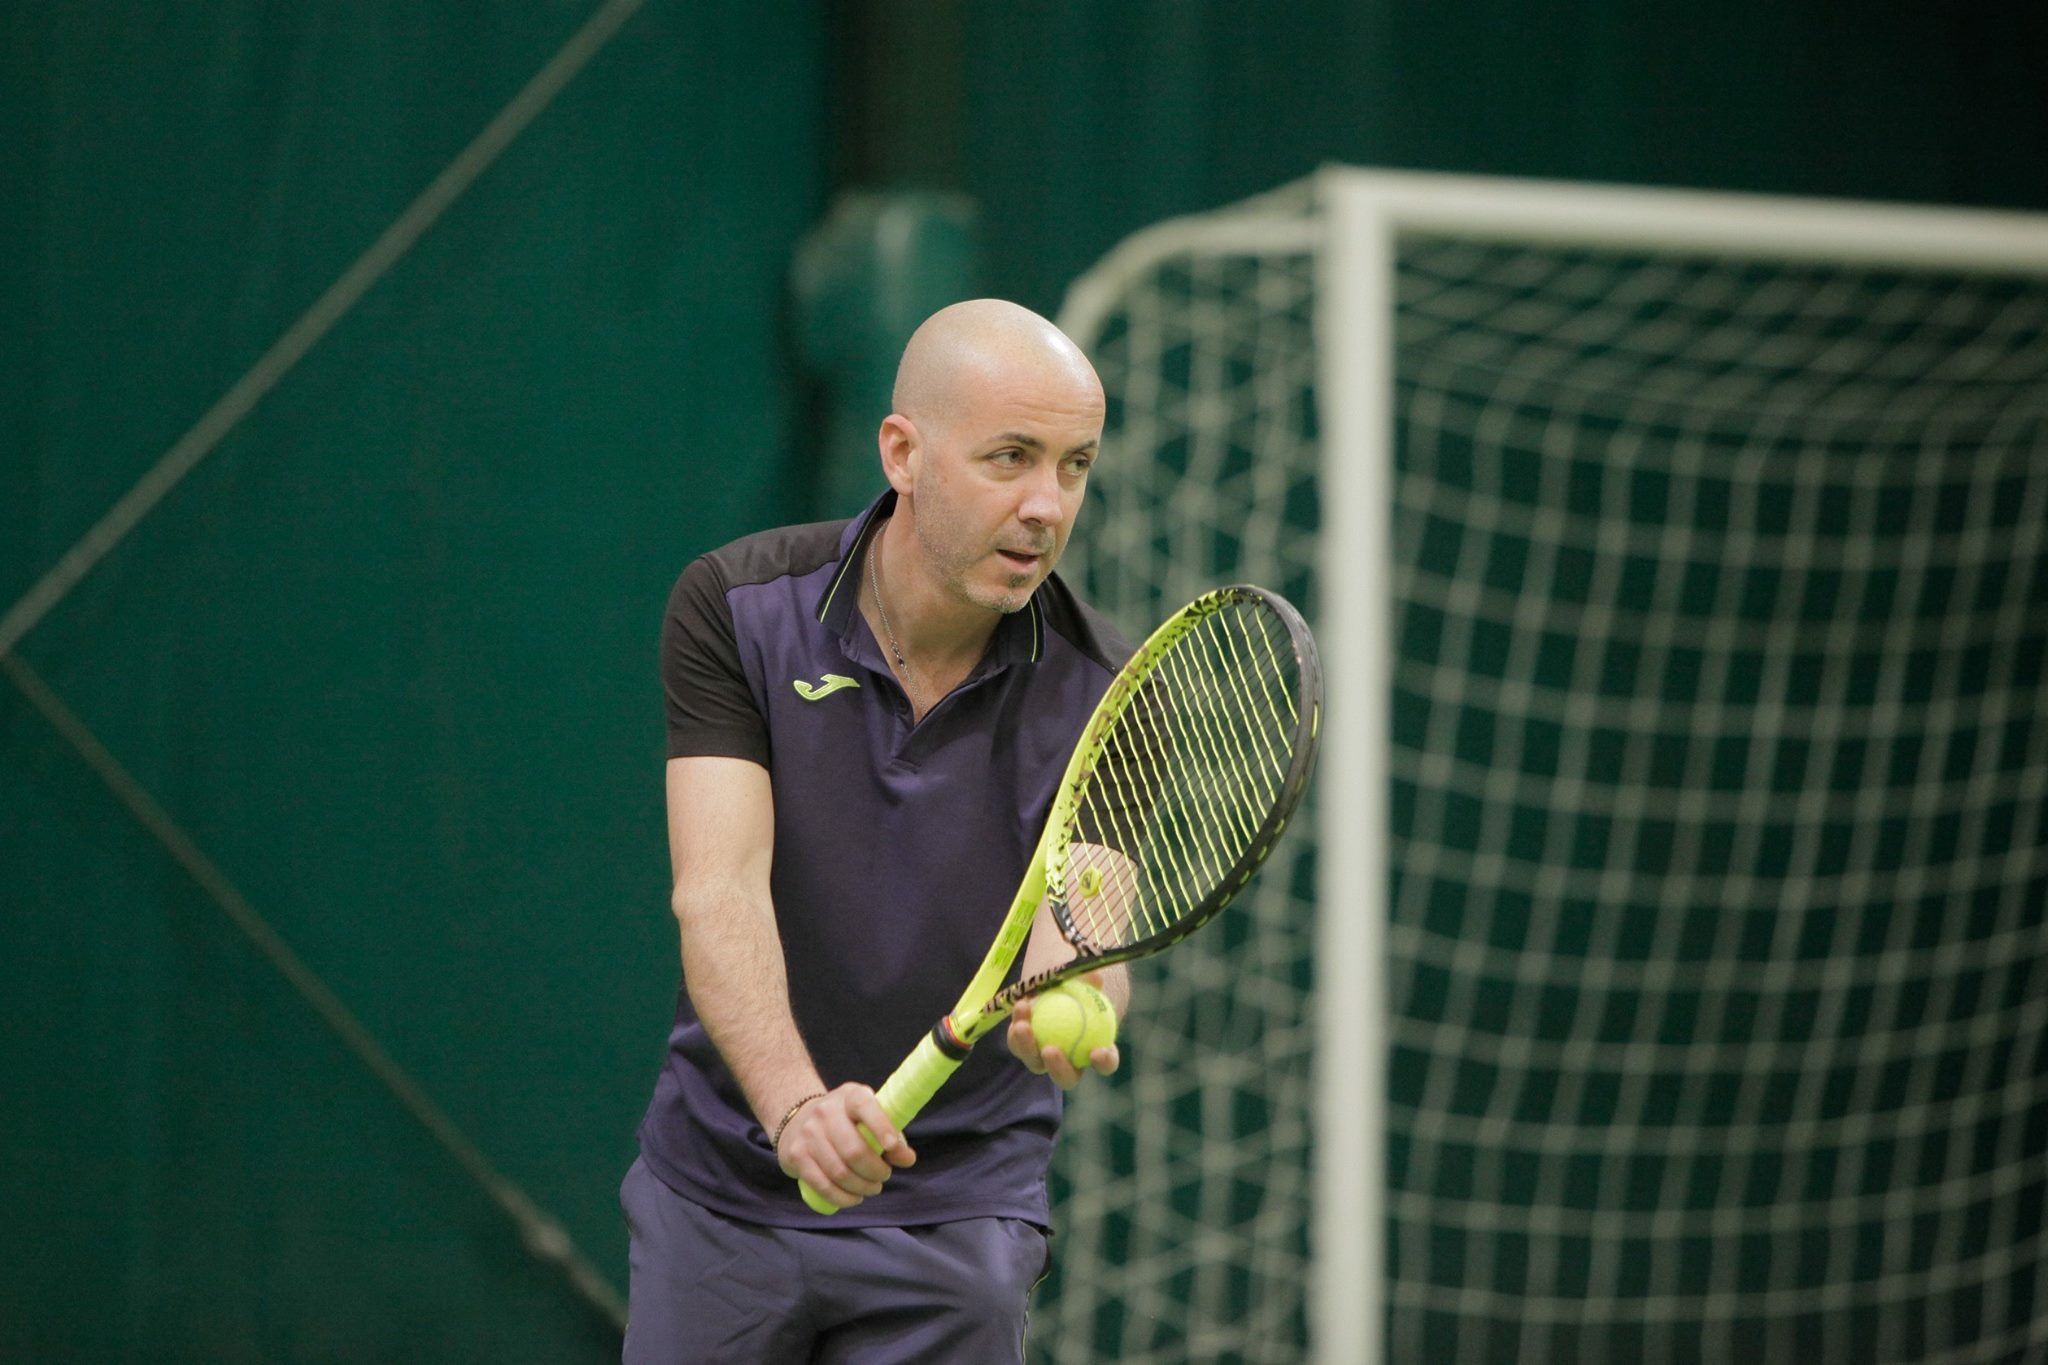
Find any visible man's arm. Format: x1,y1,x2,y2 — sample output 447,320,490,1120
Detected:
666,755,912,1208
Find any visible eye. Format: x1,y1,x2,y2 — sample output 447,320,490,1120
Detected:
1062,453,1094,477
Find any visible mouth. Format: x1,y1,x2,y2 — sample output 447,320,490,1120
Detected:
996,549,1046,573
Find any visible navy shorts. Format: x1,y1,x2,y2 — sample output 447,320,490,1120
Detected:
620,1157,1051,1364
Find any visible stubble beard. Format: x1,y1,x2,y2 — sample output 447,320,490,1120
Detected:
915,517,1054,617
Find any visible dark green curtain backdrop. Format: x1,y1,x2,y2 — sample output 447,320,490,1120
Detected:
2,4,819,1361
946,1,2048,313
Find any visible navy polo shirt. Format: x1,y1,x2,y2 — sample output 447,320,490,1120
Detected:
639,491,1130,1229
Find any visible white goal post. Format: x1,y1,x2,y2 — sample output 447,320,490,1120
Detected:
1045,168,2048,1365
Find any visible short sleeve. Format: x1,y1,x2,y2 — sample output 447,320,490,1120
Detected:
662,556,770,765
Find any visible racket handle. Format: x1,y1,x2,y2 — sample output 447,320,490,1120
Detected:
796,1029,965,1214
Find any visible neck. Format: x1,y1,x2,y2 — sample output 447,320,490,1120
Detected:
866,516,999,677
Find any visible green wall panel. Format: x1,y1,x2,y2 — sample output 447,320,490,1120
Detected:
4,3,823,1359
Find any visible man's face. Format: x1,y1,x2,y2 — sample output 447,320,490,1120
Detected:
906,364,1103,616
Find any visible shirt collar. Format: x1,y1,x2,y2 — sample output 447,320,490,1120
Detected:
814,489,1046,667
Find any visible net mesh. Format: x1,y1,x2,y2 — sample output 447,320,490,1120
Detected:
1042,180,2048,1364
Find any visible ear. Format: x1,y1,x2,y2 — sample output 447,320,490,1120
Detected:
878,413,919,495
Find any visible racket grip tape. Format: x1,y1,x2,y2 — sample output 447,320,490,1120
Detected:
796,1028,966,1214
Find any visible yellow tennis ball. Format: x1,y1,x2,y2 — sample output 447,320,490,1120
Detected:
1029,980,1118,1069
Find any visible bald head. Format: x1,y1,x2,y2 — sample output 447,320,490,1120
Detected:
874,299,1105,623
891,299,1102,438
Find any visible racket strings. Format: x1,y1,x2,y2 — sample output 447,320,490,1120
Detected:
1114,624,1284,933
1062,599,1303,951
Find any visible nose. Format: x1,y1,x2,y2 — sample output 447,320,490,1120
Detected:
1018,462,1067,528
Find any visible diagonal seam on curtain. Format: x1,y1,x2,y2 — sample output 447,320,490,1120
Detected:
3,651,628,1331
0,0,647,659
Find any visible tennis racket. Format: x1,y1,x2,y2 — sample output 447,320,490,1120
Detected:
799,583,1322,1213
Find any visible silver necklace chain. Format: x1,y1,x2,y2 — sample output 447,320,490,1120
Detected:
868,533,916,686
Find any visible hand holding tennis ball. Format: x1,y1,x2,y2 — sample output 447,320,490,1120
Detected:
1027,979,1120,1082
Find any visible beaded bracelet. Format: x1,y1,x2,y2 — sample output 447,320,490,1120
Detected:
770,1092,826,1152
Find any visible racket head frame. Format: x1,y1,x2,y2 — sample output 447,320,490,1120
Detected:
952,583,1323,1044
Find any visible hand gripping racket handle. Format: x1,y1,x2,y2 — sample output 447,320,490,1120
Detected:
797,1028,965,1214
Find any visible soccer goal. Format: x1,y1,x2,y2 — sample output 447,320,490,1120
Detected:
1043,167,2048,1365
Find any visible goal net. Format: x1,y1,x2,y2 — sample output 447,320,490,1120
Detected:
1041,169,2048,1365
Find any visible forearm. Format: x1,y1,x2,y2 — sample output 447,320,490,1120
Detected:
674,886,823,1130
1094,960,1131,1019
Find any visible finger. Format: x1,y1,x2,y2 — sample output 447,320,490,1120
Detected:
1089,1043,1121,1076
847,1093,916,1168
792,1150,875,1208
841,1142,893,1184
818,1086,893,1178
794,1108,890,1195
817,1140,890,1198
1009,1018,1048,1073
832,1163,888,1199
1040,1044,1083,1090
824,1121,894,1184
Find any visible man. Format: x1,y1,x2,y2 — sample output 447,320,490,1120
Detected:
623,299,1132,1362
